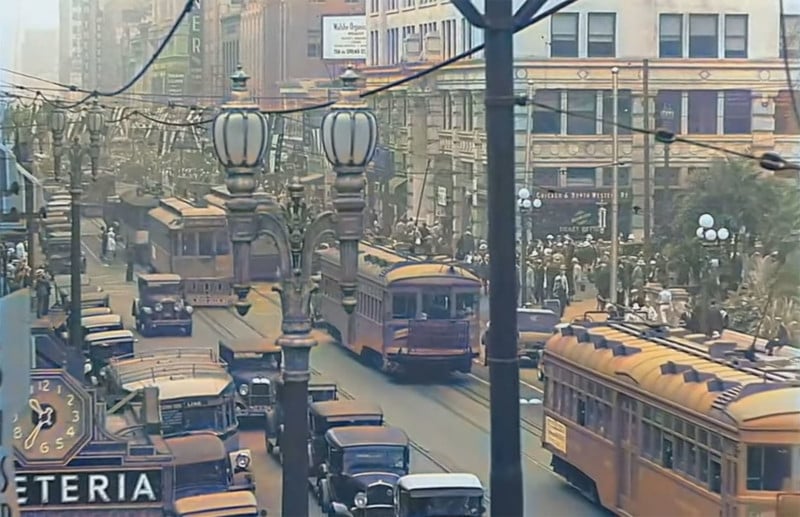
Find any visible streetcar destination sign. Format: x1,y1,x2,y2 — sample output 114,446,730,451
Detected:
15,470,162,506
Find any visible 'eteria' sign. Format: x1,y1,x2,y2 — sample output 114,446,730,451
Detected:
15,470,162,506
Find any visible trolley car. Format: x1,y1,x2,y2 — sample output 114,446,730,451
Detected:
82,170,116,217
205,186,281,281
317,241,481,376
541,320,800,517
108,187,160,266
147,197,234,306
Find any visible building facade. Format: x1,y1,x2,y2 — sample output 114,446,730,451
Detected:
362,0,800,243
18,29,59,85
239,0,365,107
148,0,204,103
58,0,103,89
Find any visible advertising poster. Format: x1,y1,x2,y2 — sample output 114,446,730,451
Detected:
321,15,367,60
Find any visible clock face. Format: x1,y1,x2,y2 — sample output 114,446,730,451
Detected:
12,371,92,465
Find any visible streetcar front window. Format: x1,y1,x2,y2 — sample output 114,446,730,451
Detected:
746,445,795,491
456,293,477,318
422,293,451,319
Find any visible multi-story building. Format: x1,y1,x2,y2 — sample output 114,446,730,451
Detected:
362,0,800,243
220,1,243,99
148,0,204,103
18,29,59,85
239,0,365,107
59,0,103,90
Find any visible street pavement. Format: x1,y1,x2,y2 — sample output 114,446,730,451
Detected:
79,219,321,517
81,218,606,516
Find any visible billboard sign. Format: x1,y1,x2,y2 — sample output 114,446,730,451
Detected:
322,15,367,60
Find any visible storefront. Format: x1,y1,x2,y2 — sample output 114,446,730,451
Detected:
532,188,633,240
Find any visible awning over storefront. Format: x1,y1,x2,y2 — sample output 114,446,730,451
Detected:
388,176,408,191
17,162,45,213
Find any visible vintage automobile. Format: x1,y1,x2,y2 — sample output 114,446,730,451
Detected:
482,307,559,368
45,231,86,274
317,426,410,516
330,473,486,517
219,338,283,425
81,306,112,318
39,217,70,247
264,377,338,457
306,400,384,474
132,273,194,336
81,314,124,340
84,329,136,380
165,433,257,516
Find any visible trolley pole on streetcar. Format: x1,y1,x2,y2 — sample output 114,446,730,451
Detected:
450,0,550,514
67,138,84,351
212,65,376,516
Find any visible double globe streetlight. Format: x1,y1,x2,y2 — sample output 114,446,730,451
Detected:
696,213,730,245
211,64,377,517
517,188,542,305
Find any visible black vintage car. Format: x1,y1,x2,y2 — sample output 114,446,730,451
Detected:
307,400,384,477
265,377,338,458
318,426,410,517
219,338,283,426
132,273,193,336
45,232,86,275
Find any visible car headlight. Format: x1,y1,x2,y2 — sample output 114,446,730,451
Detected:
142,306,153,314
175,299,185,310
84,359,92,374
154,302,163,312
354,492,368,509
185,305,193,314
239,384,249,396
236,453,251,470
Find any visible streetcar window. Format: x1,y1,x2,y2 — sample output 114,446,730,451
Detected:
216,231,231,254
710,459,721,494
577,399,586,426
746,445,793,491
392,293,417,319
455,293,477,317
662,437,674,469
198,232,215,256
182,232,197,255
422,293,451,319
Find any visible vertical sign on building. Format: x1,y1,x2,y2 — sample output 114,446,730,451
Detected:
0,289,33,516
187,12,203,98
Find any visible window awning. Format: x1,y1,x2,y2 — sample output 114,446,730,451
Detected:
16,162,45,213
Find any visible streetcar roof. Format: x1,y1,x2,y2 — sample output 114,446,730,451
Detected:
139,273,182,284
398,473,483,491
172,490,258,516
84,329,134,343
219,337,281,354
546,322,800,429
166,433,227,464
125,376,232,401
326,425,408,448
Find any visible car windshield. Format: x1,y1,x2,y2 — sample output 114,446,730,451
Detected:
234,353,280,370
402,495,483,517
162,406,223,435
174,460,227,490
343,446,406,473
517,312,559,332
145,283,182,297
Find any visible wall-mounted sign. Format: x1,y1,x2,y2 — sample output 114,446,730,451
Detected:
321,15,367,60
15,469,162,507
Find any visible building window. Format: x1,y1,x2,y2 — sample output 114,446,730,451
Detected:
587,13,615,57
775,90,800,134
656,90,682,134
601,167,631,187
550,13,579,57
602,89,632,134
689,14,718,58
307,29,321,58
724,15,747,58
723,90,751,134
534,168,560,187
659,14,683,57
566,167,596,187
566,91,597,135
532,90,561,134
402,0,414,7
687,90,718,134
654,167,680,187
442,93,453,130
385,0,398,10
781,15,800,58
370,0,379,13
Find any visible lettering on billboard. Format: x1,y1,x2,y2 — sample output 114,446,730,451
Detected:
15,470,162,507
322,15,367,60
187,13,203,95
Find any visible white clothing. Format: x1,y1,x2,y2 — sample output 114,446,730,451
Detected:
107,236,117,253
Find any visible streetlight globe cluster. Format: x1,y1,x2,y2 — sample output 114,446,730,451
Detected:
517,187,542,210
696,213,730,242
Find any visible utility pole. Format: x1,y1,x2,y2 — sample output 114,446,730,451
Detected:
68,138,84,352
451,0,548,515
642,59,652,250
524,80,534,189
610,67,620,305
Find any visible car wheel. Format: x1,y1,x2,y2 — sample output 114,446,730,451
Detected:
318,479,331,509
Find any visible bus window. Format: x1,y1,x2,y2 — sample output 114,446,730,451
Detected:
422,293,451,319
392,293,417,319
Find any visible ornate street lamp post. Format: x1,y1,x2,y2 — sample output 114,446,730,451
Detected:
67,138,85,351
49,107,67,181
322,66,377,317
86,99,105,180
211,65,269,317
695,213,730,335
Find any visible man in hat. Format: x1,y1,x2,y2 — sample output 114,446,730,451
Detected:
553,265,570,317
766,318,792,356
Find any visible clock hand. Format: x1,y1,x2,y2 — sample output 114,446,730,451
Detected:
23,421,45,450
29,398,45,416
40,407,54,427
